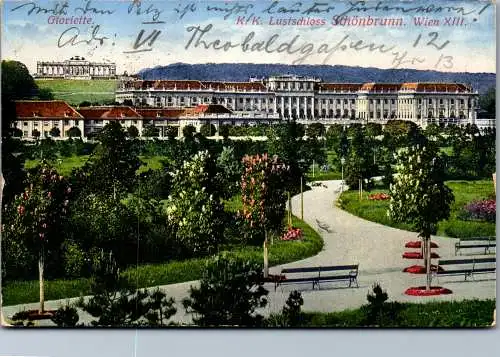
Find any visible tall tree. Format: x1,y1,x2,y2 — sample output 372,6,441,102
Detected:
1,60,38,136
75,122,142,199
8,161,71,312
389,144,454,291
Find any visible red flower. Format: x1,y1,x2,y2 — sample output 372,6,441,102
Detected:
17,205,25,215
405,241,439,248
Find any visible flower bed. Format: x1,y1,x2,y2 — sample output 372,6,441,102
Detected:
402,252,440,259
460,199,496,223
403,265,444,274
405,286,453,296
405,241,439,249
280,227,303,241
368,193,390,201
12,309,56,321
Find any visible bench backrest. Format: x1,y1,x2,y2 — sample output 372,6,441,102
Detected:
458,242,496,247
320,264,358,272
281,267,319,274
439,259,475,265
473,257,496,264
439,257,496,266
282,264,359,274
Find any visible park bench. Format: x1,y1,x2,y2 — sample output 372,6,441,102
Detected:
455,237,496,255
434,257,496,281
274,264,359,291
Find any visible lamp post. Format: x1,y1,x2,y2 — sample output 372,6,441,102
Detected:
341,157,345,192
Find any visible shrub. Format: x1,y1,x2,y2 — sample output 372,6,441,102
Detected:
282,291,304,326
78,251,177,327
182,252,268,327
51,303,80,327
62,240,88,278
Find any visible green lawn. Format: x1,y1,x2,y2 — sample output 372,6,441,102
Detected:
296,299,495,327
25,155,166,176
338,180,495,239
2,215,323,306
36,79,117,105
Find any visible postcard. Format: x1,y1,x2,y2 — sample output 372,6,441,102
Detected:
0,0,496,328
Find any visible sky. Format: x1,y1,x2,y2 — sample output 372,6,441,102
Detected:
1,0,496,75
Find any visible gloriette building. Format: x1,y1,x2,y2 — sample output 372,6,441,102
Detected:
35,56,116,80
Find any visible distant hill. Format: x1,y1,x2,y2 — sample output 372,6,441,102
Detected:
138,63,495,94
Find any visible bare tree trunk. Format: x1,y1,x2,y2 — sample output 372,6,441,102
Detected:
39,251,45,313
425,236,431,291
263,232,269,278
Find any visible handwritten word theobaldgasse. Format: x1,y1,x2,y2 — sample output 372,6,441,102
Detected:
48,16,92,25
186,24,405,65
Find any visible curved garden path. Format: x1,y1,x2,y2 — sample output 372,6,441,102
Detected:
1,180,495,325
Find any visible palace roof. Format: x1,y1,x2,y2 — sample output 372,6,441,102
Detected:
77,106,142,119
136,108,186,119
401,82,472,93
15,100,83,119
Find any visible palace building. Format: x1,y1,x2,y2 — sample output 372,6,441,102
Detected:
35,56,117,80
115,75,479,126
11,75,490,141
12,100,279,140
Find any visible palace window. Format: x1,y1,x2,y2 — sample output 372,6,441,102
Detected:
23,122,28,126
391,99,395,104
351,99,355,104
64,120,70,125
329,99,333,104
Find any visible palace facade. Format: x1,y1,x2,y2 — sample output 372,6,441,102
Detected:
115,75,479,126
35,56,117,80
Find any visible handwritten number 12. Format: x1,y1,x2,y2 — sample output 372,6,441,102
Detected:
413,32,450,51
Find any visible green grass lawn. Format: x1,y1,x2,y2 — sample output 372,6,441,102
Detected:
297,299,495,327
25,155,166,176
25,155,89,176
338,180,495,239
36,79,117,105
2,215,323,306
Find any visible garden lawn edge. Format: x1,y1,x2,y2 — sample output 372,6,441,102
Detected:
1,215,323,306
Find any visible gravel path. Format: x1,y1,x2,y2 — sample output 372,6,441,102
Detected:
2,180,495,326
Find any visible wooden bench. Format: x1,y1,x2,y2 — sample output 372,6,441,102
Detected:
434,257,496,281
455,237,496,255
275,264,359,291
